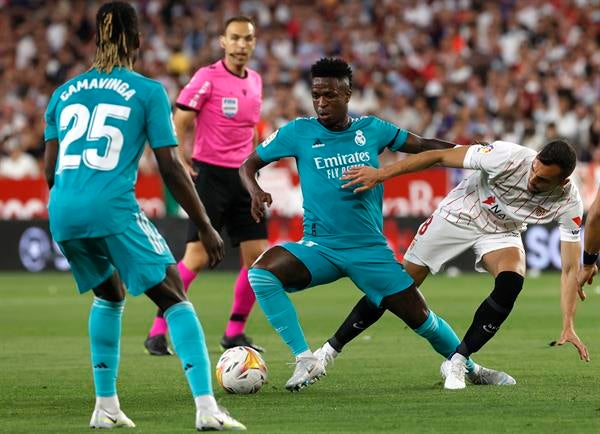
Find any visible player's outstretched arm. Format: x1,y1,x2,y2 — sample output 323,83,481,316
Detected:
579,190,600,286
43,139,59,189
555,240,590,362
153,146,224,267
239,151,272,223
401,132,458,153
341,146,469,193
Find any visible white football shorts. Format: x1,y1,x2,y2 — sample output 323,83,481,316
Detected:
404,214,524,274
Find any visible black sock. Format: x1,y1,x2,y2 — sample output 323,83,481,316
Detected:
328,296,385,352
456,271,524,358
156,308,164,318
456,297,509,357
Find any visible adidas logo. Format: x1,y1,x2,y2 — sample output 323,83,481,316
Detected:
94,362,108,369
184,363,194,371
312,139,325,148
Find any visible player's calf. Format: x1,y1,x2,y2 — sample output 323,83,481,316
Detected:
456,271,524,357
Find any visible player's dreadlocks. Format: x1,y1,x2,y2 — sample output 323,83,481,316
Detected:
311,58,353,90
92,1,139,73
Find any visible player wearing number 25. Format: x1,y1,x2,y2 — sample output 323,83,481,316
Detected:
42,2,245,430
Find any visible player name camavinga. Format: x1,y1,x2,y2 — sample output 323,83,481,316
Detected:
60,78,137,102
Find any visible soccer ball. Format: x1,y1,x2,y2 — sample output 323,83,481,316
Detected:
216,346,268,394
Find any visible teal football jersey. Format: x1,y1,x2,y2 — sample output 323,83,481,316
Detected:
44,67,177,241
257,116,407,248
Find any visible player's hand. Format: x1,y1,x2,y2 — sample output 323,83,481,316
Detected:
183,160,198,178
577,264,597,292
552,327,590,362
198,226,224,268
340,166,383,193
249,188,272,223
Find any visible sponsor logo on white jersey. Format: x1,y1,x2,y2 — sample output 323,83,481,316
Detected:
476,144,494,153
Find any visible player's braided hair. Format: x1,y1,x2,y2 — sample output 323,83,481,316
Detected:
311,58,353,90
537,139,577,178
92,1,139,73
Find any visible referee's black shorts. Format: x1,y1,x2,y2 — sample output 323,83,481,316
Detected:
186,160,268,247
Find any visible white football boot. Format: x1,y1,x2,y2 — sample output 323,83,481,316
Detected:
196,406,247,431
440,353,468,390
467,363,516,385
285,354,326,391
89,408,135,429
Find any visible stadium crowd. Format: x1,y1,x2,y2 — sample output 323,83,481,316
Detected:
1,0,600,178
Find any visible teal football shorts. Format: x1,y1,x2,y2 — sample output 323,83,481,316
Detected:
280,239,414,307
57,212,175,296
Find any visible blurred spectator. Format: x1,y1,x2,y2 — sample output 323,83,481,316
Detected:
1,0,600,179
0,138,40,179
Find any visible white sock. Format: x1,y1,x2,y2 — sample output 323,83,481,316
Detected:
450,353,467,364
96,395,120,413
296,350,313,359
323,342,339,358
195,395,218,413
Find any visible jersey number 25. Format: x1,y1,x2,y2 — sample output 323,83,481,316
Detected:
57,103,131,173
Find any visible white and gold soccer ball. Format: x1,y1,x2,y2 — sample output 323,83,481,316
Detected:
216,346,268,394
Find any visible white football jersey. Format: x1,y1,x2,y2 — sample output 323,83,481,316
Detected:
435,141,583,242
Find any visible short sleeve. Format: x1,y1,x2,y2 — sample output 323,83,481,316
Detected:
463,141,518,177
557,195,584,242
44,91,59,141
176,68,212,111
146,85,178,149
370,117,407,152
256,121,297,163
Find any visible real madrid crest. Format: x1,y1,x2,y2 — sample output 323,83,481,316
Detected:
354,130,366,146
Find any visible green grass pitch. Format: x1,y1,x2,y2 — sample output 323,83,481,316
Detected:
0,271,599,433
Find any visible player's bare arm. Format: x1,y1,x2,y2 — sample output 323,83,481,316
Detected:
555,240,589,361
401,132,457,154
43,139,59,189
253,127,259,148
341,145,470,193
153,146,224,267
239,151,272,223
173,107,198,177
578,191,600,286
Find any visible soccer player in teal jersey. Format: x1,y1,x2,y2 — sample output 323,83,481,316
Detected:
43,2,245,431
240,58,511,391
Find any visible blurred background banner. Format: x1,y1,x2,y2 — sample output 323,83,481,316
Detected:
0,217,563,273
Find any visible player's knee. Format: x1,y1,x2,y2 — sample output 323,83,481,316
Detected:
145,266,188,312
183,243,209,272
248,268,283,300
92,272,125,302
489,271,524,311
